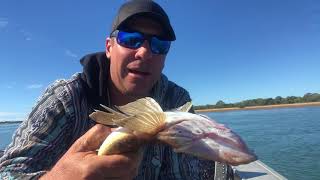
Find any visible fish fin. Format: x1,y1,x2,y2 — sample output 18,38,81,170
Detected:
176,102,193,112
168,102,193,112
89,110,116,126
116,97,163,115
114,97,165,135
113,112,166,135
100,104,127,116
89,105,128,126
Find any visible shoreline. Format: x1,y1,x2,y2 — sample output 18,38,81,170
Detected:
0,121,22,124
195,102,320,113
1,102,319,123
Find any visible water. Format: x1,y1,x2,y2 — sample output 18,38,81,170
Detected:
203,106,320,180
0,107,319,179
0,123,19,150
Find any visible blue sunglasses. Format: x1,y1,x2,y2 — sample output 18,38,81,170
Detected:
110,30,171,55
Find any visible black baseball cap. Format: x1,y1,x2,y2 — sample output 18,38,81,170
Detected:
111,0,176,41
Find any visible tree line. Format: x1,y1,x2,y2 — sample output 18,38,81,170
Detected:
194,93,320,110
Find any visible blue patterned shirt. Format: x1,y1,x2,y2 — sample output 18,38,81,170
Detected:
0,52,232,179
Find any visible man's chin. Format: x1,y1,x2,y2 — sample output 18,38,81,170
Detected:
124,86,151,98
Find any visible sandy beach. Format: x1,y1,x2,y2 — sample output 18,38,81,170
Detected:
195,102,320,113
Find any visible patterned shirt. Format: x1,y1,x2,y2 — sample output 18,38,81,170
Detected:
0,71,218,179
0,52,233,179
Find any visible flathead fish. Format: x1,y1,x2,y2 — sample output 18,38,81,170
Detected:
89,97,257,166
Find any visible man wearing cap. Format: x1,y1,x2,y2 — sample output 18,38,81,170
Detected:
0,0,233,179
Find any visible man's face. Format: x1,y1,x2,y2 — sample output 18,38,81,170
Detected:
106,17,167,98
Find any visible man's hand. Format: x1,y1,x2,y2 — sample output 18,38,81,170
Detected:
41,124,141,180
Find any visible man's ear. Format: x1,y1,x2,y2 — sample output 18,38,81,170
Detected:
106,37,112,58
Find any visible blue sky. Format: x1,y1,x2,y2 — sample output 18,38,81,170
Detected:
0,0,319,121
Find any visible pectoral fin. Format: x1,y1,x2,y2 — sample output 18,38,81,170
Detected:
112,112,166,135
90,98,167,135
89,110,115,126
176,102,192,112
116,97,163,115
89,105,128,126
114,97,166,135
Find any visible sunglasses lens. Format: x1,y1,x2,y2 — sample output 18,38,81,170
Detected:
151,37,171,54
115,30,171,54
117,31,144,49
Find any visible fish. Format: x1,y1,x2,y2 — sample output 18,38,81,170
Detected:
89,97,257,166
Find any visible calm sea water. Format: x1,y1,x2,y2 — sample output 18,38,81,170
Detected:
204,106,320,180
1,106,319,179
0,123,19,150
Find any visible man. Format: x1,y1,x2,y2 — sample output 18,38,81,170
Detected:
0,0,233,179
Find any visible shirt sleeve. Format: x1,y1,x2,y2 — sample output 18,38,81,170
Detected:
0,81,77,179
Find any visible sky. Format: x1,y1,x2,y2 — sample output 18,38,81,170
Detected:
0,0,319,121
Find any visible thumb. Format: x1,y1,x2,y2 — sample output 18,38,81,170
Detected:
70,124,112,153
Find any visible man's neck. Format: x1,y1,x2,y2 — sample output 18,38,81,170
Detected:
108,83,146,106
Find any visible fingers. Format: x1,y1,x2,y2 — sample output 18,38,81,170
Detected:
70,124,112,153
83,151,141,179
44,125,143,180
100,151,142,169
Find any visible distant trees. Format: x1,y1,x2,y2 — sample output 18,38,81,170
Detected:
215,100,226,108
274,96,283,104
303,93,320,102
194,93,320,110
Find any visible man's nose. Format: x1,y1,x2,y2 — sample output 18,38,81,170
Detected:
135,40,153,60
